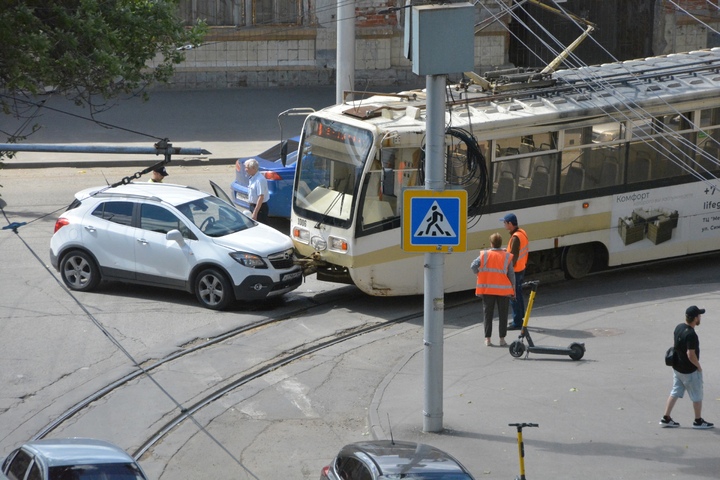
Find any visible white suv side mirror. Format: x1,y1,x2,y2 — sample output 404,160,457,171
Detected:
166,229,186,246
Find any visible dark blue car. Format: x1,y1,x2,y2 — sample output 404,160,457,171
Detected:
231,137,300,219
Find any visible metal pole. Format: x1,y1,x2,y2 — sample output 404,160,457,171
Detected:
0,144,211,156
423,73,445,433
336,0,355,103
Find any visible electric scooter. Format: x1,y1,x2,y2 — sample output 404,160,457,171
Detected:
509,422,538,480
508,281,586,360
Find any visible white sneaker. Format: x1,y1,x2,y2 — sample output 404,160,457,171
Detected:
659,417,680,428
692,418,714,429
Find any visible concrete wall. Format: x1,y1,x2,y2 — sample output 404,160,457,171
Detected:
654,0,720,55
155,0,511,89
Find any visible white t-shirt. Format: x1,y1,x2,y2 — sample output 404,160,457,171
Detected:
248,171,268,204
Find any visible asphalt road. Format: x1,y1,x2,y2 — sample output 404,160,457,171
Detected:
2,165,719,479
2,84,720,479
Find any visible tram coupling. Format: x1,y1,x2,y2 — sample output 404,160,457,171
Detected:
294,252,324,277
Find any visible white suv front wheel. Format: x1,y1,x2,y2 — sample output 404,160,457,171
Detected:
61,250,101,292
194,268,233,310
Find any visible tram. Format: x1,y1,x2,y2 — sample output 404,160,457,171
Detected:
290,49,720,296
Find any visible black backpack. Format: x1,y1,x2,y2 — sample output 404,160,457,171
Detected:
665,325,690,367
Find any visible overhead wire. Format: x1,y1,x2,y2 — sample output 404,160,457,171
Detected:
4,4,720,471
486,0,719,189
0,182,262,480
540,0,720,184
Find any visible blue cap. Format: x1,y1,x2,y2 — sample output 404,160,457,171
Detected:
500,213,517,226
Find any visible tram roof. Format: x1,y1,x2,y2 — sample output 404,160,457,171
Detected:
325,48,720,136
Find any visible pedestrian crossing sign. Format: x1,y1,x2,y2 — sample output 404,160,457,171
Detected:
402,188,467,253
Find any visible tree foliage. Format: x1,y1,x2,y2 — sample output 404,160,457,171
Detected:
0,0,206,112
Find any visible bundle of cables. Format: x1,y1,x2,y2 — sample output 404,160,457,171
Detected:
416,127,490,224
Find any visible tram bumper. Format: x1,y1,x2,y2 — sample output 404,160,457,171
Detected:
294,252,354,284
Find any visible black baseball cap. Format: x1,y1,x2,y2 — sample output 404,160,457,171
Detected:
154,166,169,177
686,305,705,318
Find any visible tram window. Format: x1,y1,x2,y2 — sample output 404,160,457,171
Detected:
297,153,330,196
497,133,555,159
699,108,720,128
565,123,623,148
564,127,589,147
697,127,720,173
359,148,421,230
492,133,557,203
659,113,692,133
446,136,489,212
516,152,558,199
586,145,624,188
592,123,623,144
560,144,623,192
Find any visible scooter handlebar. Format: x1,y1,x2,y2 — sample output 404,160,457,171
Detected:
508,423,539,428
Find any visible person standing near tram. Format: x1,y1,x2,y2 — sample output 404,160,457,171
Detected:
501,213,529,330
245,158,269,223
471,232,515,347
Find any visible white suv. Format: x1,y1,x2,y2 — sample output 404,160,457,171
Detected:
50,182,303,310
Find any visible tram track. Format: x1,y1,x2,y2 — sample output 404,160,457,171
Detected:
31,289,364,441
131,311,422,460
31,289,476,465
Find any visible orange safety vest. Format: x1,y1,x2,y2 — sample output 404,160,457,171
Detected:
507,228,529,272
475,249,514,296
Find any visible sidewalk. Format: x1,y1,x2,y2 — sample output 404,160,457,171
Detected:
368,278,720,479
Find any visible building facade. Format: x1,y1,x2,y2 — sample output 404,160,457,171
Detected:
158,0,720,90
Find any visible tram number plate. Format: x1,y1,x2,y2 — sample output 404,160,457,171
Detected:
282,271,302,282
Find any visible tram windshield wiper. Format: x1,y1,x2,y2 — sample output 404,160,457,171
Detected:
314,190,345,228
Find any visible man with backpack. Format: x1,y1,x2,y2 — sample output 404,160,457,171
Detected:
660,305,714,429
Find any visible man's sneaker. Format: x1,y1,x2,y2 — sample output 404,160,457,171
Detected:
692,418,714,429
660,416,680,428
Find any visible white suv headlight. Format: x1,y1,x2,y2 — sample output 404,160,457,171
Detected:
230,252,267,268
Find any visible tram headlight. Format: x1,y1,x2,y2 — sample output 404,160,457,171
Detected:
328,236,348,253
293,226,310,244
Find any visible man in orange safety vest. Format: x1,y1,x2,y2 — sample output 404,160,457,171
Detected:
471,232,516,347
502,213,529,330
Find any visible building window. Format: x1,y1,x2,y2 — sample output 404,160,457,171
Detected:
179,0,301,26
254,0,300,25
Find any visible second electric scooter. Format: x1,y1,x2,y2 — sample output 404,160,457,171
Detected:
510,422,538,480
508,281,586,360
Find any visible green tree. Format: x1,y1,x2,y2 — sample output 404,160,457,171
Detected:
0,0,206,163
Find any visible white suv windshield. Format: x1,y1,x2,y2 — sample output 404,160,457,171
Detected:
176,196,255,237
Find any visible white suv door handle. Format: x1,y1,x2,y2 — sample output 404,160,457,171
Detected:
84,225,96,233
137,238,148,245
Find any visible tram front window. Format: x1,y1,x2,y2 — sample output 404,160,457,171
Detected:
294,117,373,227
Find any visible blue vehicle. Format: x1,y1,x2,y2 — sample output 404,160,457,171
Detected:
231,136,300,219
231,108,314,219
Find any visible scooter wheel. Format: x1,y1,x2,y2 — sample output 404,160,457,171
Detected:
509,341,525,358
569,343,585,361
